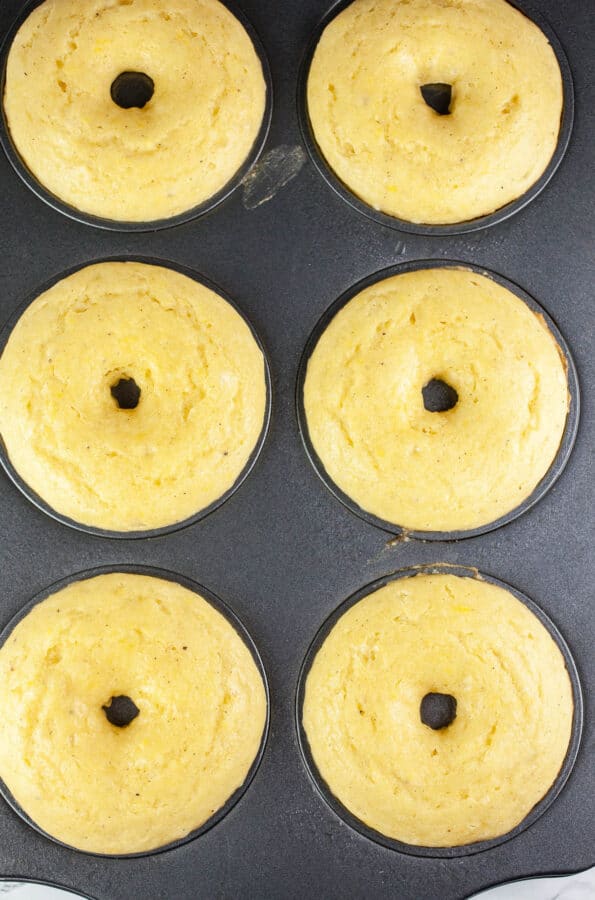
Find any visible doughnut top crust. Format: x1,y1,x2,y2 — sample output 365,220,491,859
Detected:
4,0,267,222
0,261,267,532
302,573,574,847
307,0,564,224
0,572,267,855
303,267,569,534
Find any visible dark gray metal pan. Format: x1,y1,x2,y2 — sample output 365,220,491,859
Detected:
0,0,591,897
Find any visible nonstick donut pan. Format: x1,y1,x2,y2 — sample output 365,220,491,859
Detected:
0,0,592,898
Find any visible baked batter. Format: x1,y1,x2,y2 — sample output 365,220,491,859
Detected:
302,572,574,847
307,0,564,224
0,261,267,532
303,267,569,533
0,572,267,855
4,0,267,222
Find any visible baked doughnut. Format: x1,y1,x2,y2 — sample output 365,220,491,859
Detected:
302,266,569,533
0,572,267,855
3,0,267,222
307,0,564,224
302,572,574,847
0,261,268,533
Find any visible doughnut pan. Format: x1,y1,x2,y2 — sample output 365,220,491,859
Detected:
0,0,592,897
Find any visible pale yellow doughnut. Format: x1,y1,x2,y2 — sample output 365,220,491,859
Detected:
0,261,268,532
307,0,564,224
4,0,267,221
303,573,574,847
0,572,267,855
303,267,568,533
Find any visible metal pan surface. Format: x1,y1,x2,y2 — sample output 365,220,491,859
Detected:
0,0,592,897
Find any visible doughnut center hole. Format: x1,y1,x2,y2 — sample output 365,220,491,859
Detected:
422,378,458,413
111,377,141,410
111,71,154,109
420,82,452,116
420,692,457,730
102,695,140,728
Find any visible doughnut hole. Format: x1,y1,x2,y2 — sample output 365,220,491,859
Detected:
111,377,141,410
420,692,458,730
420,82,453,116
110,71,154,109
422,378,459,413
102,695,140,728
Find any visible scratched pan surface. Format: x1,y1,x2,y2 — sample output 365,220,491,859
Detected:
0,0,592,898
